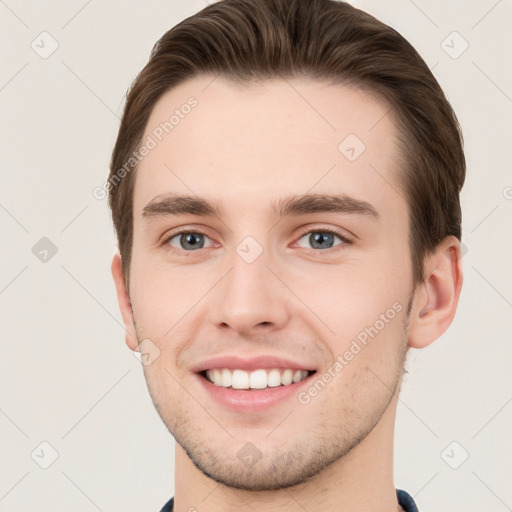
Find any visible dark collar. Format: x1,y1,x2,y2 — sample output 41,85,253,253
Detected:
160,489,419,511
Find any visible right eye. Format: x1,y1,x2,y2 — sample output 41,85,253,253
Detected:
165,231,214,251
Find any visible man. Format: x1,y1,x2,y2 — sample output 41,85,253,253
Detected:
109,0,465,510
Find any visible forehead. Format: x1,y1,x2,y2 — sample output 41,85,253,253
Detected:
133,76,405,222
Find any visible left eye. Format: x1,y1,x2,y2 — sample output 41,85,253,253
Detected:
296,231,346,250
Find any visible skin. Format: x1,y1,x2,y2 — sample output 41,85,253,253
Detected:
112,76,463,512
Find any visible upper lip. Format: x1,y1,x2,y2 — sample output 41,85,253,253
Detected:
191,355,316,373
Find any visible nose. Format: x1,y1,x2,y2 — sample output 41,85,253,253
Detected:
210,249,292,337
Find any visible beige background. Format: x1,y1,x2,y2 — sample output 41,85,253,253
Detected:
1,0,511,510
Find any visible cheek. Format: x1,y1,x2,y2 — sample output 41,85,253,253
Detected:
305,302,408,414
281,257,408,341
129,241,198,332
128,269,179,343
128,256,221,373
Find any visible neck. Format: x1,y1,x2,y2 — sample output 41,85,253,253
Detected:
173,395,400,512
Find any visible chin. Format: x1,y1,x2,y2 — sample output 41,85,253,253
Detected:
170,422,371,492
183,444,332,491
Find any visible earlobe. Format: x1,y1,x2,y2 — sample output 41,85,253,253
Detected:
408,236,464,349
111,253,139,351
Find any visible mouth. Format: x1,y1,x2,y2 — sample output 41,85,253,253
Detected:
192,355,318,411
199,368,317,390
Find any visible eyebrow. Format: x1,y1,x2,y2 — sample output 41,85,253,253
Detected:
142,193,379,221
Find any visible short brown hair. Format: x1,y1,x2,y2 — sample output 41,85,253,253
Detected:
108,0,465,289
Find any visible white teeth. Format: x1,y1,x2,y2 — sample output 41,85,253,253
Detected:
281,369,293,386
221,368,231,388
249,369,267,389
205,368,311,389
267,369,282,387
232,369,250,389
293,370,304,383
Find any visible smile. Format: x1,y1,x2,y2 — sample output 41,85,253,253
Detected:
203,368,313,390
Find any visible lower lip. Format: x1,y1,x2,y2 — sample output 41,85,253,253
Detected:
196,372,315,412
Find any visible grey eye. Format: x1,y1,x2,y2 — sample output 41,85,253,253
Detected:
168,232,212,251
297,231,344,250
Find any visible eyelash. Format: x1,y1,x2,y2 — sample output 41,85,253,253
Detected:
160,226,353,255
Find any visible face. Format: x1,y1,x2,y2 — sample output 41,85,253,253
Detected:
126,76,415,490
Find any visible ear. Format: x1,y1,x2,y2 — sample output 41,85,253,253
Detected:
111,252,138,351
408,236,464,349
